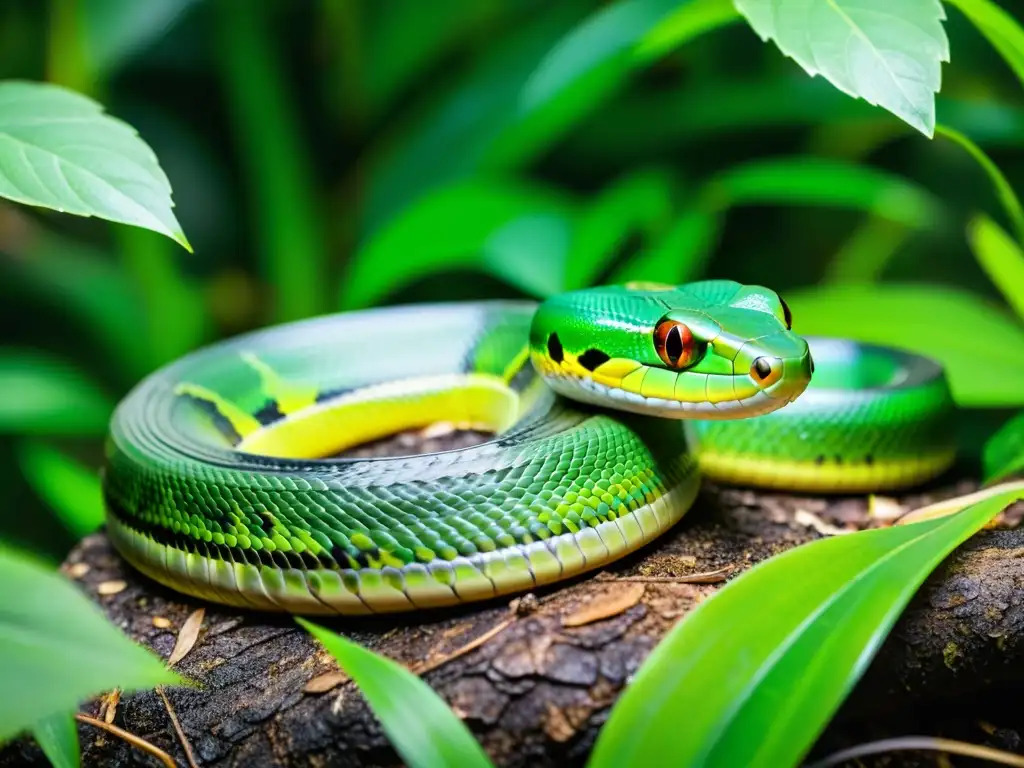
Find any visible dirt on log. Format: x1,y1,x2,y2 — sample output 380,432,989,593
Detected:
5,428,1024,767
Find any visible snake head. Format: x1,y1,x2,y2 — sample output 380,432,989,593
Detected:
529,280,813,420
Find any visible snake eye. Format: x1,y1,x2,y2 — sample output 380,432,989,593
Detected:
780,296,793,330
654,320,702,369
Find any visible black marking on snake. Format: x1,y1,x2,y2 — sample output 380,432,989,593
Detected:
179,393,242,445
865,455,874,466
254,399,285,425
578,349,610,371
315,386,358,404
815,455,826,465
547,333,564,363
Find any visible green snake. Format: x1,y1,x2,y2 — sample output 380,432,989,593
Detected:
101,281,955,615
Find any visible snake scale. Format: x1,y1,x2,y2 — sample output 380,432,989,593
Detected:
101,281,956,615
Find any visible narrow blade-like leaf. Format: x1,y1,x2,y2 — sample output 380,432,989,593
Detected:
565,168,676,290
733,0,949,136
0,351,112,435
30,712,79,768
946,0,1024,90
983,410,1024,485
966,213,1024,320
590,489,1022,768
298,619,494,768
706,157,942,228
340,179,576,309
0,544,181,742
937,124,1024,244
17,441,104,539
784,283,1024,406
607,207,720,286
0,81,190,250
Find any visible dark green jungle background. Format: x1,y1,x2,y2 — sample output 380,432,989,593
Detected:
1,0,1022,562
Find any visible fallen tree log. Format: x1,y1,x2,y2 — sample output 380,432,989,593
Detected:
5,450,1024,767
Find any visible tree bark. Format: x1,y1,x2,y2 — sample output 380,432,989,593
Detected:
6,466,1024,767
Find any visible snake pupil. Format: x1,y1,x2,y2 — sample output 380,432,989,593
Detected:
666,325,683,365
753,357,772,380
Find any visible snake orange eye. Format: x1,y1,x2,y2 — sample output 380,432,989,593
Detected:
780,297,792,330
654,320,702,369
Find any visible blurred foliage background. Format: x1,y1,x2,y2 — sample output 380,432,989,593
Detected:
2,0,1023,562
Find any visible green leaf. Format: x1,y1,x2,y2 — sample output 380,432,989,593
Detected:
571,79,1024,167
493,0,739,170
589,488,1022,768
30,712,79,768
297,619,494,768
784,283,1024,406
937,124,1024,244
606,207,720,286
733,0,949,136
0,81,190,250
822,215,913,284
946,0,1024,90
564,168,676,290
0,351,113,435
0,544,182,742
17,441,104,540
214,0,328,322
341,179,576,309
983,411,1024,485
635,0,741,61
363,3,591,234
966,213,1024,321
707,157,943,229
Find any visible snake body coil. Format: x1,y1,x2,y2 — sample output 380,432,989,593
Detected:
101,281,955,614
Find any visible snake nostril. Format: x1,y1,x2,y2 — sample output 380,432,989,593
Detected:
752,357,772,381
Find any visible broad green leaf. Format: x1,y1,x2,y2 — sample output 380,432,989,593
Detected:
967,214,1024,320
81,0,200,78
298,619,494,768
590,489,1022,768
946,0,1024,90
564,168,676,290
606,207,720,286
707,157,942,229
784,283,1024,406
341,179,576,309
0,81,190,250
0,351,113,435
937,124,1024,244
0,544,182,742
30,712,79,768
17,441,104,539
983,411,1024,485
732,0,948,136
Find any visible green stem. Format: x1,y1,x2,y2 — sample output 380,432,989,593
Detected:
214,0,328,324
46,0,93,96
935,123,1024,245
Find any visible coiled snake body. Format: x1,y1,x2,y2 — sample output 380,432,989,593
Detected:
101,281,955,614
